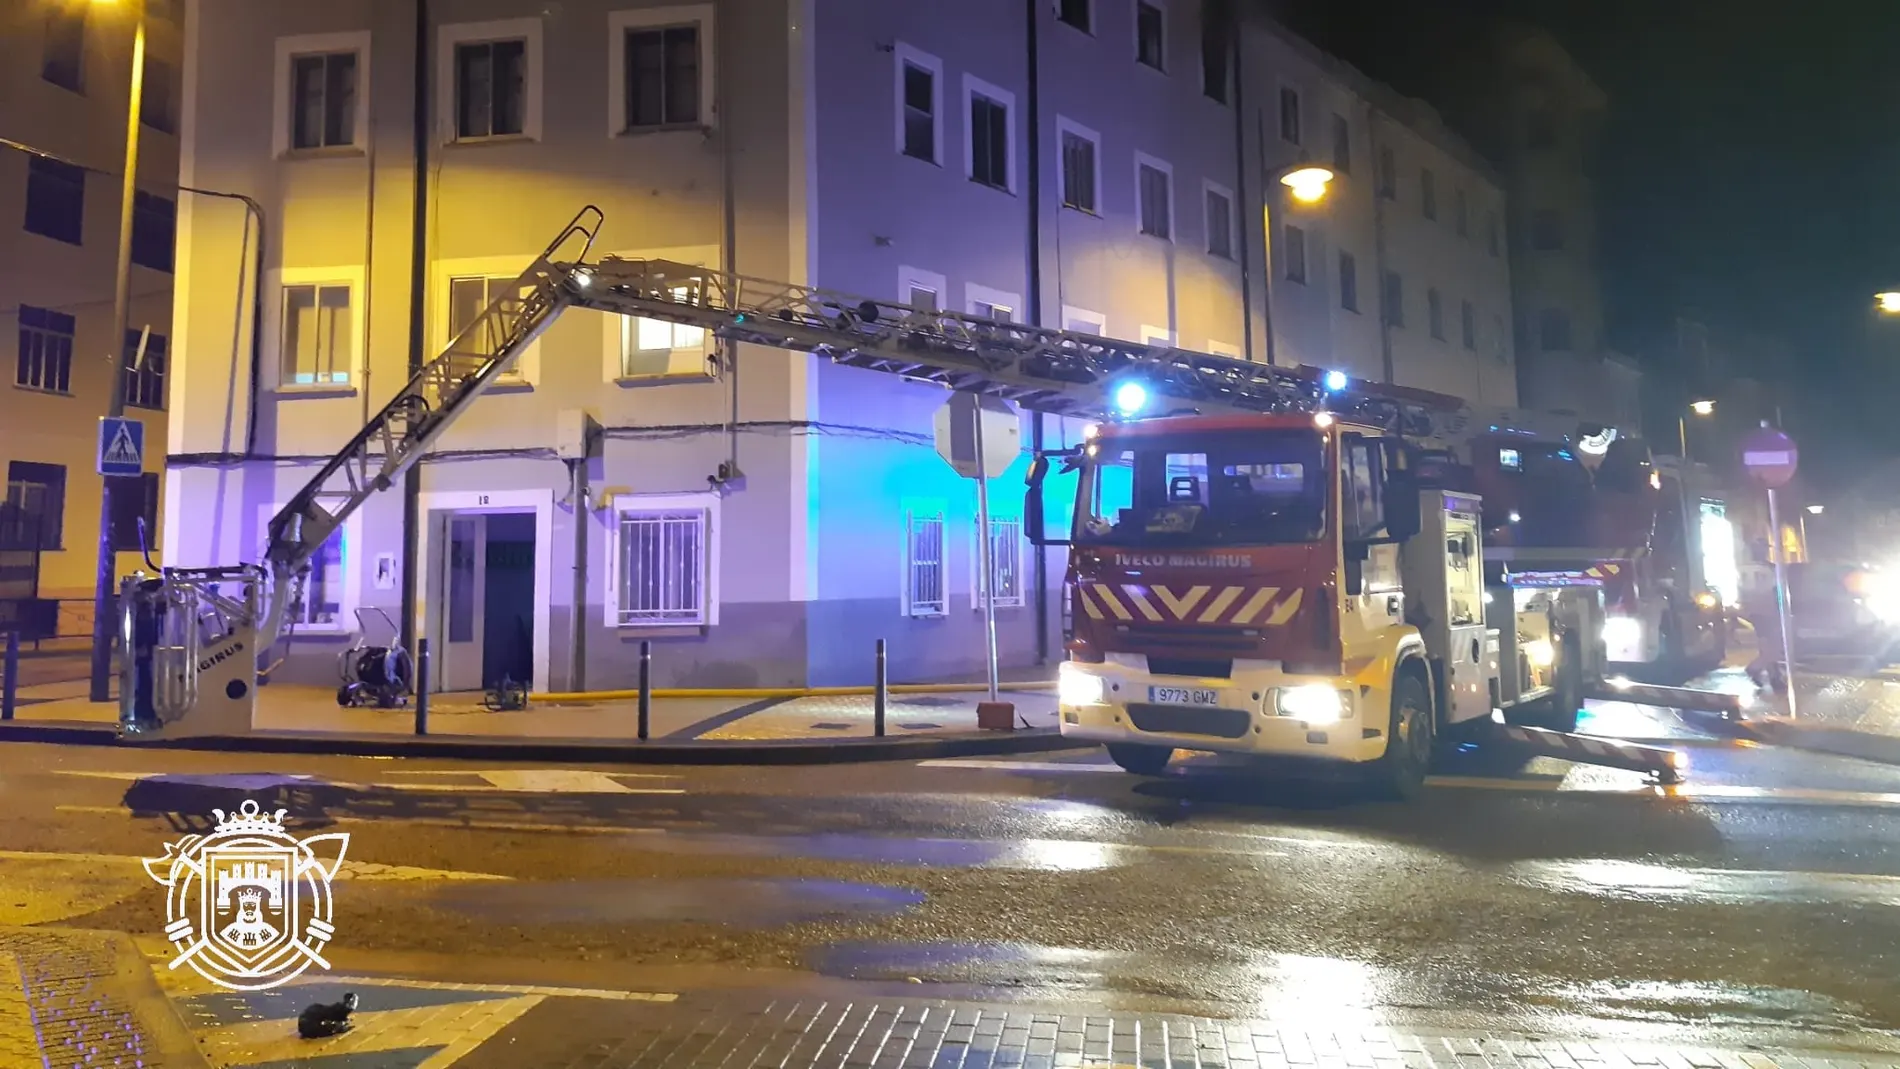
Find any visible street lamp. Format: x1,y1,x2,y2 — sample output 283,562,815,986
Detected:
1263,163,1335,367
87,0,148,702
1877,292,1900,314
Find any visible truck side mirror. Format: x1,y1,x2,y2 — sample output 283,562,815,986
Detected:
1385,470,1421,542
1024,454,1069,547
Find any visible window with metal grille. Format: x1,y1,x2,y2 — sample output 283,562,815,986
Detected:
625,24,700,129
281,282,353,385
976,517,1025,608
619,285,708,377
16,305,74,394
905,510,946,617
291,52,359,150
124,330,167,409
616,510,708,625
7,462,66,551
24,157,84,246
1060,128,1097,212
132,192,175,273
42,5,85,92
1137,161,1171,239
970,92,1009,190
455,39,527,139
1135,2,1164,69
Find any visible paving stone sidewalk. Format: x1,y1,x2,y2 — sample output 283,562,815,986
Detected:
450,992,1900,1069
0,926,208,1068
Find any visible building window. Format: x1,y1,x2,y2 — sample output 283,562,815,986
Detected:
1279,86,1301,145
1526,107,1556,150
967,80,1012,191
290,52,359,149
1135,1,1165,70
614,509,710,626
454,38,527,139
1376,145,1397,200
16,306,75,395
895,45,941,164
1331,113,1351,173
131,192,175,273
108,472,160,552
449,275,535,381
1063,306,1106,334
1338,252,1358,312
1532,208,1565,251
1460,300,1476,350
42,5,85,92
977,516,1025,608
1487,210,1501,256
1428,288,1444,340
1539,309,1572,351
624,24,701,129
972,301,1012,321
281,282,353,386
265,502,346,627
1057,0,1092,32
1494,314,1508,360
1420,168,1437,221
908,285,938,312
23,157,84,246
1058,119,1100,213
7,463,67,551
619,286,709,378
1136,155,1172,240
123,330,167,410
1204,182,1234,259
1454,188,1469,237
1382,271,1403,327
905,508,947,617
141,57,177,133
1282,224,1306,283
1200,6,1229,103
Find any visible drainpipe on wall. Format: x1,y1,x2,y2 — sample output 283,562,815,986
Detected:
719,5,740,484
1226,1,1255,364
1024,0,1048,665
399,0,431,658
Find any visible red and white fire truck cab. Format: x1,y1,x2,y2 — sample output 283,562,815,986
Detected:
1027,408,1604,798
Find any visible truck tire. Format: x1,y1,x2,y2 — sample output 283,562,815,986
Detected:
1370,671,1434,801
1509,669,1581,734
1106,743,1173,776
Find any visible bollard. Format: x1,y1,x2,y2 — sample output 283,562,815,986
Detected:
414,639,431,736
637,640,651,741
1,631,17,722
874,638,887,737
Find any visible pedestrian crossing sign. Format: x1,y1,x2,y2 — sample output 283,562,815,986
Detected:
98,416,144,476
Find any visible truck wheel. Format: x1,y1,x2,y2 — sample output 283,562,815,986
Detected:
1106,744,1173,776
1370,672,1434,801
1510,674,1581,734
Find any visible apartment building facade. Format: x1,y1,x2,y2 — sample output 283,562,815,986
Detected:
165,0,1520,692
2,0,181,621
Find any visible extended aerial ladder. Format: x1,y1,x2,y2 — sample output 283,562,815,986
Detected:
120,206,1737,751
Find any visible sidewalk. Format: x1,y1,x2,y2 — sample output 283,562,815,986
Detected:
0,925,208,1068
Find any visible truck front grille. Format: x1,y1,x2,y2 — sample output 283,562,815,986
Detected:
1126,703,1251,739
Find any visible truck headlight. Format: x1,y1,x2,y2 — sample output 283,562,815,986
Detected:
1602,615,1643,652
1276,684,1347,724
1058,662,1106,706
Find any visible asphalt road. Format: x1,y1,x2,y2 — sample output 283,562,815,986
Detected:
6,702,1900,1065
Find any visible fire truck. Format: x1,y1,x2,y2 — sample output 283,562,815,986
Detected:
117,206,1714,794
1026,371,1723,796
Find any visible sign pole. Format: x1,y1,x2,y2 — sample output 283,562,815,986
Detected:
1765,485,1798,719
973,404,1000,703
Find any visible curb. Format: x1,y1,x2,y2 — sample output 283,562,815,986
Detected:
0,925,211,1068
533,681,1057,703
0,719,1093,765
1674,707,1900,768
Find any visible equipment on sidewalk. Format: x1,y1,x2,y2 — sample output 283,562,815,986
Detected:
335,608,413,710
118,204,1720,790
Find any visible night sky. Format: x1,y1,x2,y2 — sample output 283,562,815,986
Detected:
1274,0,1900,493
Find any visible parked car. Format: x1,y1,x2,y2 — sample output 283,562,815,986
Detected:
1784,562,1900,658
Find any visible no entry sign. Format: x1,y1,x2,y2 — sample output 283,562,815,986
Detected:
1741,425,1798,489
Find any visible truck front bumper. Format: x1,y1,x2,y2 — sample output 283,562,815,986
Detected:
1056,657,1387,764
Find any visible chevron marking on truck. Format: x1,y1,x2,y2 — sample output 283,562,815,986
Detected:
1086,585,1306,627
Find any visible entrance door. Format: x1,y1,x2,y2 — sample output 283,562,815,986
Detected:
442,514,487,692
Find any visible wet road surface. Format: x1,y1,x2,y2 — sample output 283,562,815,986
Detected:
5,701,1900,1063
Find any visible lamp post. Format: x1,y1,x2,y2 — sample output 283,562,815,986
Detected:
1261,164,1334,367
87,0,148,702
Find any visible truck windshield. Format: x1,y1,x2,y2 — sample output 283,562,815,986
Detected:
1073,430,1326,546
